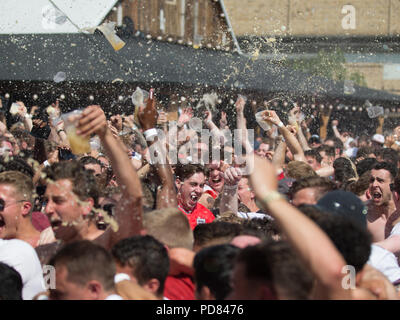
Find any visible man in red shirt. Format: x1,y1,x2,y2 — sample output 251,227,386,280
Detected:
175,164,215,230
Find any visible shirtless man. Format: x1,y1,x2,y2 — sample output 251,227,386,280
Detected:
367,162,398,242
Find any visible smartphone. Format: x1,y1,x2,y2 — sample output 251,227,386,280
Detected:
58,148,76,160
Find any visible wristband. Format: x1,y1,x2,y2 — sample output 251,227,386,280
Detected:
43,160,50,167
262,191,284,205
24,113,32,119
114,273,131,284
143,128,157,141
332,126,337,129
57,129,65,134
277,121,284,128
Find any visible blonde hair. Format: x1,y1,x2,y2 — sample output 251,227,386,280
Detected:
0,170,34,204
286,161,317,180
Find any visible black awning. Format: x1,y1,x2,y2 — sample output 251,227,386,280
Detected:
0,33,399,104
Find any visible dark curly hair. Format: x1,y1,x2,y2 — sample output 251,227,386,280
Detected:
299,205,371,272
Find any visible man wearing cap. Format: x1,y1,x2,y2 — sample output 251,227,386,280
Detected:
316,190,368,229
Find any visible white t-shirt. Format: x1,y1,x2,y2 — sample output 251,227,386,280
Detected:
237,211,273,220
105,294,124,300
368,244,400,283
390,222,400,238
0,239,45,299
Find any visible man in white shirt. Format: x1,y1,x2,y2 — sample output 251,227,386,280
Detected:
0,238,45,299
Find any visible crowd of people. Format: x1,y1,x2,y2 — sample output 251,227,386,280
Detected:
0,90,400,300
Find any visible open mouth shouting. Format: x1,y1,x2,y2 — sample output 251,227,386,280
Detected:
50,218,62,231
371,188,383,204
188,193,199,207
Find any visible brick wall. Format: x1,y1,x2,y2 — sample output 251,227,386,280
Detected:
224,0,400,36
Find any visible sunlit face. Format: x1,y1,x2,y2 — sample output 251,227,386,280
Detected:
256,143,270,158
44,179,90,241
305,156,320,171
291,188,319,207
369,169,393,207
208,169,224,193
319,151,334,167
176,172,205,212
0,184,27,239
237,178,254,205
0,140,13,157
50,265,91,300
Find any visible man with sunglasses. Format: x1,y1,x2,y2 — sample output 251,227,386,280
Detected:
0,170,55,248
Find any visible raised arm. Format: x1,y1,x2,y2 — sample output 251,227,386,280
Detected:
219,166,242,215
138,92,177,209
319,107,331,141
271,139,287,173
235,96,253,154
331,120,346,144
248,155,351,299
77,105,143,248
204,110,224,149
376,115,385,135
264,110,306,162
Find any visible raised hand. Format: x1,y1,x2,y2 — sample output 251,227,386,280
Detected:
178,107,193,126
110,114,123,132
16,101,28,117
219,111,228,128
247,155,278,199
77,105,107,139
138,89,158,131
222,166,242,186
286,124,298,136
235,96,246,114
263,110,282,126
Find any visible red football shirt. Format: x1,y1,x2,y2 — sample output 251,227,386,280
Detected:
178,202,215,230
164,274,195,300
